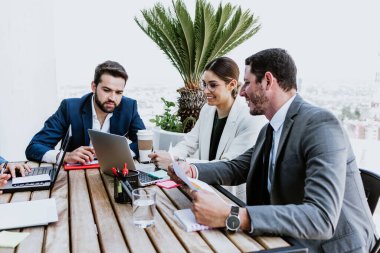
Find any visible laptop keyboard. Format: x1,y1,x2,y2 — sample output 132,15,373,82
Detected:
138,170,158,184
15,167,52,186
25,167,52,176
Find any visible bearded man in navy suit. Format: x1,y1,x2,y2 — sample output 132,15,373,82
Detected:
26,60,145,164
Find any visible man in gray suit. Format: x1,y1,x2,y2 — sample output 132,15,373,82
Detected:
169,48,377,252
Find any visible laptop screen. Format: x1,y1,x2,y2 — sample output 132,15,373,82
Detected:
56,126,72,169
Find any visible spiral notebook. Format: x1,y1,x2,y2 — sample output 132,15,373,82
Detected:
174,209,211,232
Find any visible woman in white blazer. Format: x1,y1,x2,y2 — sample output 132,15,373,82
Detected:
150,57,266,199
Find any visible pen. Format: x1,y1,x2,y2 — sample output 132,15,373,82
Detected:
0,162,8,175
122,163,128,176
112,167,118,177
121,180,133,200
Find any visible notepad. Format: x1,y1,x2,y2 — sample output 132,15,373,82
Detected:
174,209,211,232
64,160,100,170
11,174,51,185
0,198,58,230
0,231,30,248
156,180,180,189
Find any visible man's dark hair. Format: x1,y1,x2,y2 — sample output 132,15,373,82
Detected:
94,60,128,86
245,48,297,91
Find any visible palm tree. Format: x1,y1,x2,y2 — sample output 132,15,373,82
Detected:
135,0,260,132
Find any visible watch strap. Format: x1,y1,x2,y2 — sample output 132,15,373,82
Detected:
231,206,239,216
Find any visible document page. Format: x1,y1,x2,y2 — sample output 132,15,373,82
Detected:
0,198,58,230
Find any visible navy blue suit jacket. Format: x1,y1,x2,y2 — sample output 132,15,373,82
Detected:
25,93,145,162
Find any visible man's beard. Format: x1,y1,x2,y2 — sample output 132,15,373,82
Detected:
94,92,117,113
249,91,268,116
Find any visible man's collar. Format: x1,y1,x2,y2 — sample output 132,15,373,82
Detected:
270,94,297,131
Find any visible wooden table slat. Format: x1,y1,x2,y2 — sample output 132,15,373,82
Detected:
86,169,129,253
155,188,213,253
162,188,241,253
16,190,50,253
212,186,290,250
101,173,157,253
145,209,187,253
69,170,100,253
44,168,70,253
225,231,264,252
0,193,12,204
0,162,38,253
255,236,290,249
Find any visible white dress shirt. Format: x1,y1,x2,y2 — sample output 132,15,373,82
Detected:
267,94,296,192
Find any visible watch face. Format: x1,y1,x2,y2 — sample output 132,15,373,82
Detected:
226,215,240,230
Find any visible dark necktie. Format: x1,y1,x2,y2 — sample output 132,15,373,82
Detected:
247,124,273,205
260,124,274,204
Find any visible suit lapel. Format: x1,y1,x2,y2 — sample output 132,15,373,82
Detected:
275,95,302,163
110,109,120,135
81,97,92,146
246,125,267,204
215,99,240,159
200,106,215,160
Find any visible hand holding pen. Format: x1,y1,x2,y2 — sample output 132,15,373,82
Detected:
0,162,8,175
0,162,11,194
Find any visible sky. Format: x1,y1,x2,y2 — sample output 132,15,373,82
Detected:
53,0,380,90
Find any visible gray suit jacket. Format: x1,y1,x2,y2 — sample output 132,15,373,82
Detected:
196,95,377,253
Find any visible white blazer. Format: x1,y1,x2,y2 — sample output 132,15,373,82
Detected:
172,96,267,163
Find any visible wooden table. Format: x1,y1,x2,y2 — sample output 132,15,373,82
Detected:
0,162,302,253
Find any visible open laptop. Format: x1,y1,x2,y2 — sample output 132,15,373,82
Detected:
1,127,72,193
88,129,168,186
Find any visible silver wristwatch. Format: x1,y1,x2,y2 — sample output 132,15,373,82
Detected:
226,206,241,232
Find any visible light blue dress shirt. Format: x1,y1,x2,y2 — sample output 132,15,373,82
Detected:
267,94,296,192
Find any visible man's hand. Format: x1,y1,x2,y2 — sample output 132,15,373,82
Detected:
64,146,95,164
148,151,172,170
6,162,31,178
190,190,230,227
0,174,11,194
167,161,194,184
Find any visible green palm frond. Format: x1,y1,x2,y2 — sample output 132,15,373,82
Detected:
135,0,260,89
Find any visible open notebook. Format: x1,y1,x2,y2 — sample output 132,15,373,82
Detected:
174,209,211,232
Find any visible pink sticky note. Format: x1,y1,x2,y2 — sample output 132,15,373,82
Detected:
156,180,180,189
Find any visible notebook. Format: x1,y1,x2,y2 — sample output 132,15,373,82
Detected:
88,129,169,186
0,198,58,230
1,127,71,193
63,160,100,170
174,209,211,232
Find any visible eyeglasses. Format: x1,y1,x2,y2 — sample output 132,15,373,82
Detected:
200,81,223,92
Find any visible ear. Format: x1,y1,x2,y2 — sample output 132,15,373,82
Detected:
91,82,96,93
227,79,238,92
264,72,274,90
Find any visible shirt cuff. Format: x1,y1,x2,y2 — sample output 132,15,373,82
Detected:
190,164,199,179
249,224,254,234
42,150,60,164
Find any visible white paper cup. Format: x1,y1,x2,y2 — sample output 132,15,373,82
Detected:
137,130,153,162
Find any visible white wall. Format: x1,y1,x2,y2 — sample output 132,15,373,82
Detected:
1,0,380,161
0,0,57,160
